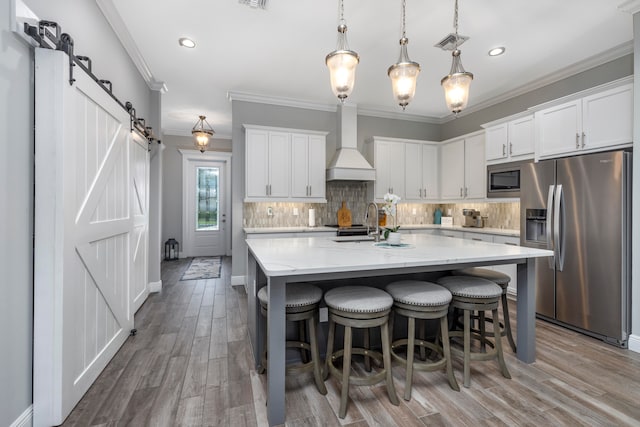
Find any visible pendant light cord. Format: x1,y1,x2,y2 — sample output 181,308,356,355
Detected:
401,0,406,38
453,0,459,49
339,0,345,25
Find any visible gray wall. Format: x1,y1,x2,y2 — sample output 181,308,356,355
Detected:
161,134,232,251
441,54,633,140
0,2,34,424
230,101,440,282
0,0,157,424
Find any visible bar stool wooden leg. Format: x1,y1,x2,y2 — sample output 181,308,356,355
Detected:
381,320,399,405
440,316,460,391
299,321,309,364
364,328,372,372
404,316,416,400
463,308,472,388
309,312,327,395
418,319,427,361
339,326,353,419
502,293,517,352
492,308,511,379
324,318,336,381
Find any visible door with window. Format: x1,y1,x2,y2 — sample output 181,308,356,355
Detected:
181,151,231,257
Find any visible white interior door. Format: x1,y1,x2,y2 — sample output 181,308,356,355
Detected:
34,49,149,426
131,132,149,312
181,150,231,257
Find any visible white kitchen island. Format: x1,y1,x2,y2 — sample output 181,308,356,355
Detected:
246,233,552,426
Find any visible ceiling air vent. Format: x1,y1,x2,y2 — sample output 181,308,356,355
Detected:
434,33,469,51
239,0,267,9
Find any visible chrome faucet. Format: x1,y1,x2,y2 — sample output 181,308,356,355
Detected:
365,202,380,242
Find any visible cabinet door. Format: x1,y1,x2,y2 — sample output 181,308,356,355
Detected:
245,129,269,198
307,135,326,198
535,100,582,159
421,144,439,200
267,132,290,197
404,142,423,201
508,115,535,159
290,133,309,198
582,84,633,151
485,123,508,162
464,133,486,199
374,140,404,199
440,139,465,200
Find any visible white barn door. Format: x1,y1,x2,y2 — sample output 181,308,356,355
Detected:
33,49,149,426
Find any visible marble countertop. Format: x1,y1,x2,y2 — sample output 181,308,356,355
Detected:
246,233,550,277
244,224,520,237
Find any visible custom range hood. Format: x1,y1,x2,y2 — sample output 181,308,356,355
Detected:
326,104,376,181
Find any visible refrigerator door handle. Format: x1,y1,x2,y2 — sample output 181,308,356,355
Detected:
546,185,555,269
554,184,566,271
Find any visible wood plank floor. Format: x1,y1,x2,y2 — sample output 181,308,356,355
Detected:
62,257,640,426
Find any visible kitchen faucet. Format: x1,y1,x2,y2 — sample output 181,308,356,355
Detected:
365,202,380,242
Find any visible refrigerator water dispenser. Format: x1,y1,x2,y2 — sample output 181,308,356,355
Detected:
525,209,547,244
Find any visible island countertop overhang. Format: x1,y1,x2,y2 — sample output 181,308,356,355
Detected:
246,234,553,277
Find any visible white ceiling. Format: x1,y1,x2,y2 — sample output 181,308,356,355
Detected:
105,0,634,139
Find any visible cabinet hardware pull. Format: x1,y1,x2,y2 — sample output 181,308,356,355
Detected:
504,242,518,246
509,142,513,155
465,187,468,197
502,144,506,156
581,132,586,148
460,187,463,197
575,132,580,149
472,238,482,241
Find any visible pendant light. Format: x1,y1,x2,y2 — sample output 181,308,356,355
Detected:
441,0,473,115
326,0,359,102
388,0,420,110
191,115,214,153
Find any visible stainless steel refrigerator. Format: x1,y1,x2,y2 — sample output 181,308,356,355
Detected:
520,150,632,347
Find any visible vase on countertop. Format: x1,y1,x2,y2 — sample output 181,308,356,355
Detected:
386,232,401,245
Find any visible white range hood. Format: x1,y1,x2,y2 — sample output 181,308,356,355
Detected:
326,104,376,181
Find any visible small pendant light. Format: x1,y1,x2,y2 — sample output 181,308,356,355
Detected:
192,115,214,153
441,0,473,115
326,0,359,102
388,0,420,110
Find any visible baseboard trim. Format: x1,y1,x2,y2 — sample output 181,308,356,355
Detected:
10,405,32,427
231,275,245,286
628,334,640,353
148,280,162,293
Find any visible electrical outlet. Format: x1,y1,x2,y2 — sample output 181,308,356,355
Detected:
319,307,328,322
293,207,299,216
267,206,273,216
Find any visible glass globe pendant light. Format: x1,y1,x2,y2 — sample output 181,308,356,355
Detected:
326,0,359,102
441,0,473,115
192,115,215,153
388,0,420,110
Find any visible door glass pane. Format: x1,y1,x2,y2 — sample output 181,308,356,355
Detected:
196,167,219,231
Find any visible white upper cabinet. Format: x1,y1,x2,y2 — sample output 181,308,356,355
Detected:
535,83,632,160
404,142,439,201
291,133,326,200
440,131,486,200
485,114,535,164
245,125,327,202
365,136,438,202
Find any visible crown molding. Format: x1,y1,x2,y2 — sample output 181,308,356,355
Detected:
227,91,337,112
356,105,442,124
619,0,640,14
96,0,167,94
441,40,634,123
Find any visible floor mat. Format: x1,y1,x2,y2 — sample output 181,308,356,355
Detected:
180,257,222,280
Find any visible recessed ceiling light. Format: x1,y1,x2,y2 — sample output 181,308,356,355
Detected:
488,47,505,56
179,38,196,48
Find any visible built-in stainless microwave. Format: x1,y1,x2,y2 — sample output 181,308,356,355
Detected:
486,160,531,198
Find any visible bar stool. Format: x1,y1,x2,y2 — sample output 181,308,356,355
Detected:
437,276,511,388
323,286,399,418
257,283,327,395
453,267,516,352
385,280,460,400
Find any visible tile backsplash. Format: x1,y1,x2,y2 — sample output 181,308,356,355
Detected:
243,181,520,230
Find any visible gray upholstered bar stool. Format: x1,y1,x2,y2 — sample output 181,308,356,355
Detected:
257,283,327,395
323,286,399,418
385,280,460,400
453,267,516,352
437,276,511,388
